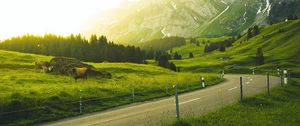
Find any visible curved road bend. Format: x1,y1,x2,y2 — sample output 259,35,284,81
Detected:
41,75,280,126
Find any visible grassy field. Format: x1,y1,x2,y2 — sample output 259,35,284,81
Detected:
1,19,299,126
170,36,230,59
170,20,300,75
0,50,223,126
167,78,300,126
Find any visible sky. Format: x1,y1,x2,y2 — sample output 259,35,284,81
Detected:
0,0,128,40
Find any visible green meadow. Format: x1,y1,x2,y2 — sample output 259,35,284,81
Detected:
0,19,299,126
170,20,300,75
0,50,222,126
170,36,230,59
161,20,300,126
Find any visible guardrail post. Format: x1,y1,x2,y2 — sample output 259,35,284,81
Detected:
201,77,205,88
166,81,169,95
284,70,288,85
277,68,280,76
288,71,291,81
222,70,225,78
280,73,283,87
220,70,225,78
79,90,82,113
252,68,255,75
240,77,243,103
132,88,135,102
267,73,270,96
173,85,180,119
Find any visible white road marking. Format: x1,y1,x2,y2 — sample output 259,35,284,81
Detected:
179,98,201,105
228,86,237,91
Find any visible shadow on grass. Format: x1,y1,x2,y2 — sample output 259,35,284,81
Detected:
171,119,191,126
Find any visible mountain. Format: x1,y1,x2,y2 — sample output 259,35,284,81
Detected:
86,0,300,43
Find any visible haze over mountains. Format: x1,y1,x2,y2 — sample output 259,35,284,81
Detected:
86,0,300,43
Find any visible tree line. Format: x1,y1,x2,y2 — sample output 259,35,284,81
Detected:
154,51,178,72
0,34,145,63
204,37,237,53
139,37,186,51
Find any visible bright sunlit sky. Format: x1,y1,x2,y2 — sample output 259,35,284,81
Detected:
0,0,129,40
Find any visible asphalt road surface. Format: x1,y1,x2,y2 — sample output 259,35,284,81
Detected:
41,74,280,126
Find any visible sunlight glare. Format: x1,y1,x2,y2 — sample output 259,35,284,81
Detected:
0,0,123,40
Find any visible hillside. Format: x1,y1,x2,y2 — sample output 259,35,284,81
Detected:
170,19,300,75
86,0,300,43
169,36,231,59
0,50,222,126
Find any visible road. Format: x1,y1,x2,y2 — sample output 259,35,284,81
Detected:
41,75,280,126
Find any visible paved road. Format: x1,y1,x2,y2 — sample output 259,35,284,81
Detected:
41,75,280,126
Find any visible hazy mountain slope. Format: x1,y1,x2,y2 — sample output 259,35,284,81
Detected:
87,0,300,44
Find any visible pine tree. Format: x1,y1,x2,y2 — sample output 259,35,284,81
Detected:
253,25,260,35
204,45,210,53
190,38,196,44
169,62,177,71
189,52,194,58
155,51,162,61
146,47,155,59
173,52,180,59
247,28,253,39
158,54,169,68
256,47,264,65
219,43,226,52
177,67,181,72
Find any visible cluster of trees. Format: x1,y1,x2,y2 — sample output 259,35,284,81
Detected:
146,49,182,61
154,51,171,61
287,15,298,21
0,34,145,63
173,52,182,60
139,37,186,51
278,28,286,33
204,37,236,53
154,51,177,71
190,38,200,46
247,25,260,39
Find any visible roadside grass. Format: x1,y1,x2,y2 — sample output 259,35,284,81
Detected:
167,78,300,126
161,20,300,126
0,50,223,126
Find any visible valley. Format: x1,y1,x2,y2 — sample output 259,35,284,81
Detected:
0,0,299,125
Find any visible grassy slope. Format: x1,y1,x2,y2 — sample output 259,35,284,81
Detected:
0,50,222,126
164,20,300,126
170,36,230,59
171,20,300,74
169,78,300,126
